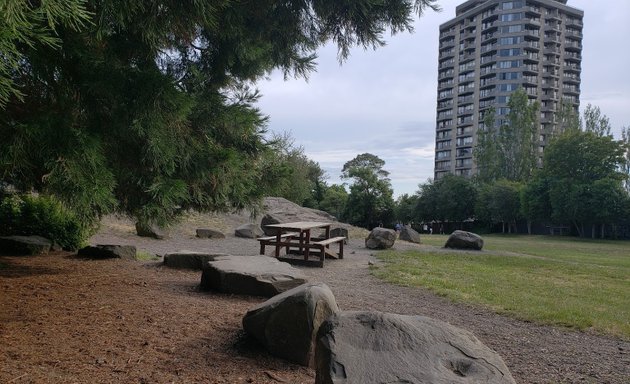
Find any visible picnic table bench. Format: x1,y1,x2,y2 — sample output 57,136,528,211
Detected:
258,222,345,267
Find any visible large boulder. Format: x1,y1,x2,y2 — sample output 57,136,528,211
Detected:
195,228,226,239
399,225,422,244
444,230,484,250
330,227,349,244
365,227,396,249
200,255,308,297
315,311,516,384
235,223,264,239
163,252,228,269
243,283,339,368
135,221,168,240
0,235,52,255
261,197,338,236
77,245,137,260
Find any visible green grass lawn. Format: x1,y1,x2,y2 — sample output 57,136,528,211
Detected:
373,234,630,339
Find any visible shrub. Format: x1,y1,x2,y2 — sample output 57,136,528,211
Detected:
0,194,88,250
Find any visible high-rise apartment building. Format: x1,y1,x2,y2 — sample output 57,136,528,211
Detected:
434,0,583,179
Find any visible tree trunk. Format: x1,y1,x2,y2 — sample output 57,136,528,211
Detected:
527,220,532,235
591,224,595,239
502,222,505,234
601,223,605,239
573,220,583,237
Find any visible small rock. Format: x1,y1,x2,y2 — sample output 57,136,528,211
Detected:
196,228,226,239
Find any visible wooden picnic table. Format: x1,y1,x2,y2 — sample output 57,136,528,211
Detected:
259,221,345,267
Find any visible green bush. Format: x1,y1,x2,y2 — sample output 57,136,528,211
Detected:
0,194,88,250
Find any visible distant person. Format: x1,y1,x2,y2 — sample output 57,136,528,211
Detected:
395,223,402,232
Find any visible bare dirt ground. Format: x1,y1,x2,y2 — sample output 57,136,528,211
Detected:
1,210,629,383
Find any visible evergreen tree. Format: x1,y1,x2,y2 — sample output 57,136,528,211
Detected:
0,0,439,228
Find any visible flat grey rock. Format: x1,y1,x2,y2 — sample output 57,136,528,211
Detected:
0,235,52,255
196,228,226,239
78,245,137,260
163,251,228,269
234,223,264,238
315,311,516,384
243,282,339,367
200,255,307,297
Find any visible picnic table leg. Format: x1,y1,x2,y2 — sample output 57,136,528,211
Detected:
303,229,310,260
274,231,281,258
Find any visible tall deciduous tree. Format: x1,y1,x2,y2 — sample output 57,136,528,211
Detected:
341,153,394,229
476,180,522,233
0,0,439,229
539,130,627,237
414,174,476,228
582,104,612,137
475,88,539,182
621,126,630,194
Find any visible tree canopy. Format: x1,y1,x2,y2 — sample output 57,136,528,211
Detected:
0,0,439,229
341,153,394,229
475,88,539,182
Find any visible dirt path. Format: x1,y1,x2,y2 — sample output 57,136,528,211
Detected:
1,217,629,383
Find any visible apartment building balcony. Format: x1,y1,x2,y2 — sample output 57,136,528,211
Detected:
565,42,582,51
456,116,474,126
480,43,497,53
457,95,475,104
525,29,541,38
525,18,541,26
522,75,538,85
437,100,454,110
480,55,496,64
480,77,496,87
544,33,560,42
439,50,455,59
566,18,583,28
482,32,497,42
438,70,454,79
439,61,455,70
565,29,583,38
544,45,560,55
523,64,539,74
440,29,456,40
526,5,541,15
439,39,455,49
524,41,540,50
563,74,580,83
459,51,476,62
564,63,581,72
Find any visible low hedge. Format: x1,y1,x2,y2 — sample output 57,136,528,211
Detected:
0,194,88,250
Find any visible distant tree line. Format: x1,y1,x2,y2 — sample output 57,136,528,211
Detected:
393,93,630,239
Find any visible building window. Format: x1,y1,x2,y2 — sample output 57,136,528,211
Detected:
501,1,524,10
499,83,519,92
500,13,523,22
499,36,521,45
500,24,523,33
436,150,451,159
499,48,521,56
499,72,520,80
498,59,521,68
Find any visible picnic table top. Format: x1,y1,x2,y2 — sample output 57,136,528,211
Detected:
265,221,332,231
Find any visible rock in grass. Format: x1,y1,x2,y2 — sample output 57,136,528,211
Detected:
444,230,484,250
365,227,396,249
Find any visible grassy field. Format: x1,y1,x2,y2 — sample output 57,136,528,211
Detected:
373,234,630,339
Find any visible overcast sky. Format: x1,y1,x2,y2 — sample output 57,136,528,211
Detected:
256,0,630,198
